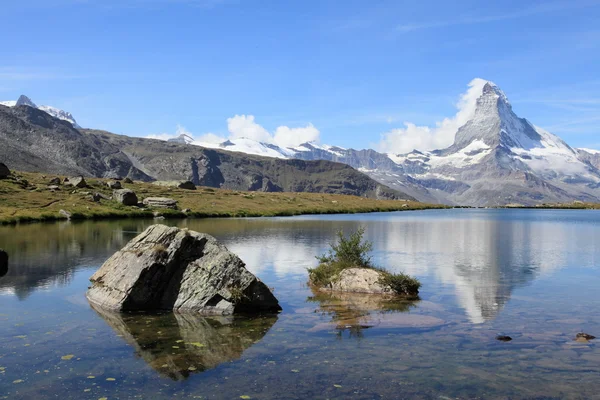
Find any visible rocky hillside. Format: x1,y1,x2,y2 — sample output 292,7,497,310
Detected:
0,104,413,200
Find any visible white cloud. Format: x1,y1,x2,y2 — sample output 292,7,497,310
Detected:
146,115,320,149
227,115,272,143
379,78,489,154
274,123,320,148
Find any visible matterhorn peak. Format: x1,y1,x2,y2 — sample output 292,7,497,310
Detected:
16,95,37,108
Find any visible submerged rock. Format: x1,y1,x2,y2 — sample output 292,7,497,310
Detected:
86,224,281,314
496,335,513,342
113,188,138,206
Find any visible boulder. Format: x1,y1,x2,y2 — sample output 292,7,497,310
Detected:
65,176,87,188
48,185,60,191
86,225,281,315
326,268,391,294
143,197,178,209
0,163,10,179
123,177,133,184
113,189,138,206
0,249,7,277
93,192,110,202
49,177,61,185
107,181,122,189
177,181,196,190
59,209,72,220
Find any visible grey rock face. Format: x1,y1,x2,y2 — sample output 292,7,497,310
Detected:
113,189,138,206
107,180,122,189
86,224,281,314
0,162,9,178
65,176,87,188
143,197,178,209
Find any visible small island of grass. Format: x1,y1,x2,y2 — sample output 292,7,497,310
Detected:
308,228,421,298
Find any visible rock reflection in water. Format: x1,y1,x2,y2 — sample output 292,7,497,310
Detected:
90,303,278,380
307,288,445,336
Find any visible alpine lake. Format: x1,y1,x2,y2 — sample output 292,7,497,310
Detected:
1,209,599,399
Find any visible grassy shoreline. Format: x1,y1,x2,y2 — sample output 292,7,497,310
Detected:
0,171,446,225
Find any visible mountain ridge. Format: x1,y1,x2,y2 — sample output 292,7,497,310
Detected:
0,103,413,201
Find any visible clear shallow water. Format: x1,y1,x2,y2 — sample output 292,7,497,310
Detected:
1,209,599,399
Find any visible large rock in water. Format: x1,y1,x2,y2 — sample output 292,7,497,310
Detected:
86,225,281,314
328,268,391,294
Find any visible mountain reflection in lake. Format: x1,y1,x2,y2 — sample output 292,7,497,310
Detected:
2,210,600,399
90,304,278,381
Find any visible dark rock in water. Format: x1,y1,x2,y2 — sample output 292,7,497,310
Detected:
49,177,61,185
496,335,512,342
576,332,596,340
123,177,133,184
113,189,138,206
86,224,281,314
65,176,87,188
143,197,178,209
0,249,8,277
177,181,196,190
107,180,122,189
0,163,10,179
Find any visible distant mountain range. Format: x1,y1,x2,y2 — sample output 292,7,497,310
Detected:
182,81,600,206
1,82,599,206
0,103,412,201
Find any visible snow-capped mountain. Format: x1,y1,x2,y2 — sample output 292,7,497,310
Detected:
178,81,600,206
0,95,81,128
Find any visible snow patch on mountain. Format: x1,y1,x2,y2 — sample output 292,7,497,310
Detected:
1,95,81,128
579,148,600,155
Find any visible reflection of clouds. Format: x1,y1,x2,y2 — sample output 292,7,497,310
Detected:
372,211,599,323
227,237,317,277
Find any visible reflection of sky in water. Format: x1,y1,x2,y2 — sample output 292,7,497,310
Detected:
1,210,600,399
1,209,599,324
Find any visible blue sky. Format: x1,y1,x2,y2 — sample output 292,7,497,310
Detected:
1,0,600,152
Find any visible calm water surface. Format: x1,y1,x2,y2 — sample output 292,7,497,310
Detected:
1,209,599,399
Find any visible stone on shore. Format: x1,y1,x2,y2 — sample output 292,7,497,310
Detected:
65,176,87,188
107,180,122,189
0,163,10,179
143,197,178,209
86,224,281,315
113,189,138,206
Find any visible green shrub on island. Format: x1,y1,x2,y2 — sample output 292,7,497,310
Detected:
308,227,421,297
